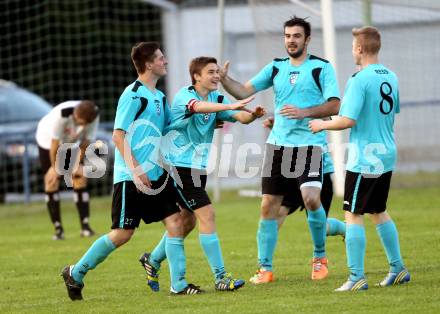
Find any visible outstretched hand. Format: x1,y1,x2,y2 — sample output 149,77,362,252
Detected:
252,105,266,118
230,95,255,110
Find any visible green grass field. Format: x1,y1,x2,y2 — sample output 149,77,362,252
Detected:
1,184,440,313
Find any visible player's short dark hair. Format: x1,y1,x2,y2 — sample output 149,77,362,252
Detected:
75,100,99,123
131,42,161,74
189,56,218,85
352,26,381,54
284,16,311,38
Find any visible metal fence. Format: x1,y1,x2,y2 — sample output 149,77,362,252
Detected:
1,0,439,202
164,0,440,190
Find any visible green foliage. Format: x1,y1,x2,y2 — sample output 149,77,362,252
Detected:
1,186,439,313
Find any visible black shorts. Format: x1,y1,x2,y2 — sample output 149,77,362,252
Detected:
282,173,333,216
38,146,78,174
262,144,323,195
343,171,392,215
111,172,179,229
172,166,210,211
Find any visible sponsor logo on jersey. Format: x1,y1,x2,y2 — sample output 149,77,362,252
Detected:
374,69,389,74
308,171,320,177
289,71,300,85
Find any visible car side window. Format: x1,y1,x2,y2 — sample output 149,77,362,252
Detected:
0,87,51,123
0,93,12,123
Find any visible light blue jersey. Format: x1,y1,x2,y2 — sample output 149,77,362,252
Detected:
113,80,171,184
250,55,340,147
323,151,334,174
339,64,400,174
166,86,238,169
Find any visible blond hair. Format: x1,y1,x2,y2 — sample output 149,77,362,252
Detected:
352,26,381,55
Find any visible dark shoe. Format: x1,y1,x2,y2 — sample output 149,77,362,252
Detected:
215,273,245,291
61,265,84,300
139,252,160,292
53,228,65,240
80,225,95,238
170,283,204,295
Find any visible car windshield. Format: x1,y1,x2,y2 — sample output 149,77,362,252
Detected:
0,86,51,124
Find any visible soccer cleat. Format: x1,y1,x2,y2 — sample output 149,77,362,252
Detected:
80,225,95,238
311,257,329,280
53,228,65,240
249,269,275,284
215,273,245,291
376,269,410,287
170,283,204,295
139,253,160,292
335,278,368,292
61,265,84,300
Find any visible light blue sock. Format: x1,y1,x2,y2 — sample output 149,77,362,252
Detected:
306,206,327,258
327,218,346,236
256,219,278,271
150,232,167,270
199,233,226,280
376,220,405,273
346,224,366,281
72,234,116,284
165,236,188,292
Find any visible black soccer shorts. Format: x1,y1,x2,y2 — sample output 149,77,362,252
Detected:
111,172,179,229
343,170,392,215
171,166,211,211
262,144,323,195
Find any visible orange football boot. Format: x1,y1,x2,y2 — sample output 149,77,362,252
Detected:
249,269,275,284
311,257,328,280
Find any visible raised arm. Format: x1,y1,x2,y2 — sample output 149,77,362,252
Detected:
219,61,256,100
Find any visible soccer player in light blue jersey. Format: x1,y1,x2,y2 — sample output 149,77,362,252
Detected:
262,116,346,238
309,26,410,291
61,42,202,300
220,16,341,283
139,56,265,292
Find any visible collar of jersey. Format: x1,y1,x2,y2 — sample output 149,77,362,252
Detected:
188,85,212,101
288,53,310,69
136,80,158,95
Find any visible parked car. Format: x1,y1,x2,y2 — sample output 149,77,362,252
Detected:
0,80,114,202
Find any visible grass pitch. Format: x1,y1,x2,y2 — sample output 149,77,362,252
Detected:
1,184,439,313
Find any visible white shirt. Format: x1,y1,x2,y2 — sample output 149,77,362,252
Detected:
36,100,99,149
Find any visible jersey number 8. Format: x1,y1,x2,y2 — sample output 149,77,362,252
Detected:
379,82,393,115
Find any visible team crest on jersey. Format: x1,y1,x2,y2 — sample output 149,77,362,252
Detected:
154,99,161,115
289,71,300,85
203,113,211,122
